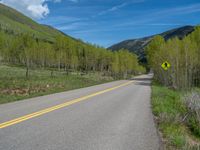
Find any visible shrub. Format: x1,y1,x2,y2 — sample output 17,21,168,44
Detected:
183,91,200,137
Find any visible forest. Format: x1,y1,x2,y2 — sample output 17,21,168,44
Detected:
146,26,200,90
147,26,200,149
0,30,145,79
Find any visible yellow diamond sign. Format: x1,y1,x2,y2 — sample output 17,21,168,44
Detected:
161,61,171,70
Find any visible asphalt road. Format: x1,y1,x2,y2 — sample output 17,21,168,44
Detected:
0,74,161,150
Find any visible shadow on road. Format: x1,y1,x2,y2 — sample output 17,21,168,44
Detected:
130,75,153,86
132,77,151,81
134,81,151,86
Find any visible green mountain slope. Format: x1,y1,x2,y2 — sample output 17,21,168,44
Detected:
109,26,195,63
0,3,69,42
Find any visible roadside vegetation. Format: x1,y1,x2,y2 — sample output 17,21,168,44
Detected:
147,26,200,149
0,65,115,104
152,83,200,149
146,27,200,90
0,26,145,104
0,30,145,79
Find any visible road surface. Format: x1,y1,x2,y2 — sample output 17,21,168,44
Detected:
0,74,161,150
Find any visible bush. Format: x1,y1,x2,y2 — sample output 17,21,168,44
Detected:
183,91,200,137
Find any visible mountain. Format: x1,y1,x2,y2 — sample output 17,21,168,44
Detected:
109,26,195,63
0,3,72,42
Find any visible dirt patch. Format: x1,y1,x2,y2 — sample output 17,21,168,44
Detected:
0,86,48,96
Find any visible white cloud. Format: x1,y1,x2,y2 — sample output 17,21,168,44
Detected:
56,22,92,31
69,0,78,3
97,0,145,16
0,0,62,19
98,2,128,16
54,0,61,2
115,3,200,28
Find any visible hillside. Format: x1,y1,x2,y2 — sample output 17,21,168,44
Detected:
0,3,145,79
0,3,71,42
109,26,195,63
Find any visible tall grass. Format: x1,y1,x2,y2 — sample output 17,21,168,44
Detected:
183,91,200,137
152,82,200,149
0,65,114,104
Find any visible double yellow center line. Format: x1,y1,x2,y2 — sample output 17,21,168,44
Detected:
0,81,133,129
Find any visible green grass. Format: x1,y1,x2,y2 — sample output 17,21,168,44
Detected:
151,82,200,149
0,3,70,42
0,65,114,104
152,85,186,116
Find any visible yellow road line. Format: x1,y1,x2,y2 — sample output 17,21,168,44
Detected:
0,81,133,129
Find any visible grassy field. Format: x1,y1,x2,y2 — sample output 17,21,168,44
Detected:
152,82,200,149
0,65,114,104
0,3,65,42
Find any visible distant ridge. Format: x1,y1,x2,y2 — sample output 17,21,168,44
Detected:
109,26,195,63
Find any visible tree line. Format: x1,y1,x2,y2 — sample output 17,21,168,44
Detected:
0,31,145,78
146,26,200,89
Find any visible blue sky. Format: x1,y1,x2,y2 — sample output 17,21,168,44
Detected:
1,0,200,47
